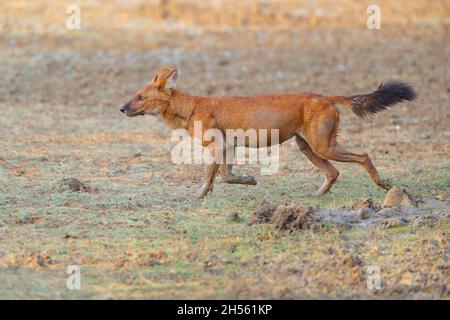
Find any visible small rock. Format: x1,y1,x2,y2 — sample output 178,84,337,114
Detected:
227,212,242,223
35,254,52,267
228,244,237,253
56,177,90,192
203,261,213,269
218,59,230,66
36,255,45,267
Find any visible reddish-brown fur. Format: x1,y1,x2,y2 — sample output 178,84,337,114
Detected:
121,66,416,198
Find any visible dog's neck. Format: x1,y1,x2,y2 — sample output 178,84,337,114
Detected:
159,90,197,129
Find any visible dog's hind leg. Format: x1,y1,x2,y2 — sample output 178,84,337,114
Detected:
305,117,391,190
295,134,339,196
318,144,392,190
220,163,257,185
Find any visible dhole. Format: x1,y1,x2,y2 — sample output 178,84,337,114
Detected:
120,66,416,198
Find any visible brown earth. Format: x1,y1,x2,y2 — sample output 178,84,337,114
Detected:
249,190,450,230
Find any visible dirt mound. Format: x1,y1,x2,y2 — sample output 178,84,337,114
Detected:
55,177,91,192
318,196,449,229
248,194,450,231
248,200,278,225
382,187,418,207
270,205,319,231
248,201,321,231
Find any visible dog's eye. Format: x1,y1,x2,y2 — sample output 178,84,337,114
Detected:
138,95,145,101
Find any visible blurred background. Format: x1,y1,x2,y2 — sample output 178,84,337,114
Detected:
1,0,448,105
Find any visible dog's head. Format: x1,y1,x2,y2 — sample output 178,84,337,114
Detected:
120,66,178,117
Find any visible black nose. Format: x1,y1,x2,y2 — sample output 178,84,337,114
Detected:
120,107,126,113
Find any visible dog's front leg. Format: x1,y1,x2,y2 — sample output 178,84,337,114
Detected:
194,163,220,199
194,143,222,199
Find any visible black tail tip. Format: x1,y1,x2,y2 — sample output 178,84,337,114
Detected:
378,81,417,102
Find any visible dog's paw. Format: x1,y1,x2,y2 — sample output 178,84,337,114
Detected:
194,186,213,199
378,178,393,191
310,191,325,198
241,176,257,185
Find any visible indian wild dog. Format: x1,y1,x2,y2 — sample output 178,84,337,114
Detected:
120,66,416,199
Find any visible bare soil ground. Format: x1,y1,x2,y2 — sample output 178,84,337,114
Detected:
0,0,449,299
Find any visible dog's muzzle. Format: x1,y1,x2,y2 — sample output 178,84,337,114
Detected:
120,101,131,114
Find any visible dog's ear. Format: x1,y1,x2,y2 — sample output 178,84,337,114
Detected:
164,68,178,90
154,67,178,91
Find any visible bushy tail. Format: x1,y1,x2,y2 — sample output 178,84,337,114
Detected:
330,81,417,119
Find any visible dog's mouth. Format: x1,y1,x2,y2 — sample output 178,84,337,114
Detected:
125,110,145,117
